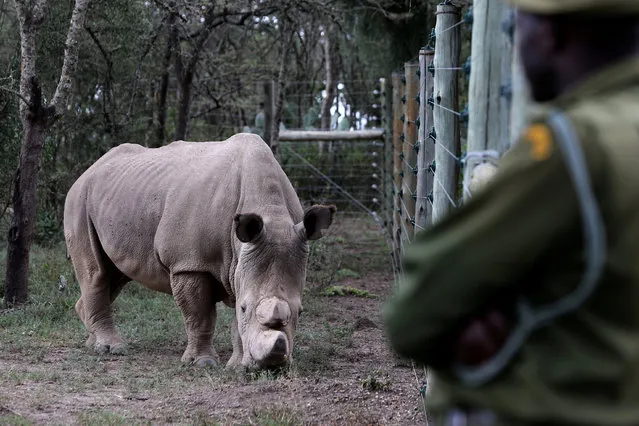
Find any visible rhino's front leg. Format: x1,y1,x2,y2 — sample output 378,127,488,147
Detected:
171,272,219,367
225,312,244,370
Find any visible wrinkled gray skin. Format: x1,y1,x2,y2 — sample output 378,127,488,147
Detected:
63,134,336,370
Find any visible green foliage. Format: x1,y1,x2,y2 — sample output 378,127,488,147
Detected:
335,268,361,280
361,369,392,392
0,84,20,214
321,285,376,298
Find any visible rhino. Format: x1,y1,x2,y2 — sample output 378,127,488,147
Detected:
63,133,336,370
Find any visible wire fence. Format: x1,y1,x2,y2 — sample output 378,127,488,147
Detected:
376,2,525,424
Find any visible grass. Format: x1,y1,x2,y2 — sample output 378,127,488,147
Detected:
76,410,136,426
321,285,376,298
0,214,394,422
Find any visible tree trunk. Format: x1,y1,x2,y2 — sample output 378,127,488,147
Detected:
271,25,294,163
320,25,340,130
175,69,193,141
4,112,46,306
155,18,176,147
6,0,90,307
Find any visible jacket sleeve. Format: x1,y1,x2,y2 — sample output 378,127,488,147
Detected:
383,121,585,367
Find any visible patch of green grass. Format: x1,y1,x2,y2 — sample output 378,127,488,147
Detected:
325,323,354,346
0,243,84,354
248,406,302,426
75,410,135,426
0,414,32,426
334,268,360,280
321,285,376,299
361,369,392,392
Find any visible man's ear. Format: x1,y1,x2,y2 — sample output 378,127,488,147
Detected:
301,205,336,240
234,213,264,243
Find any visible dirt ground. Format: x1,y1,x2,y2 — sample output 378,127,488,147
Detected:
0,215,427,425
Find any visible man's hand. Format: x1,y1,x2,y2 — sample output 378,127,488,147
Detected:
454,310,513,366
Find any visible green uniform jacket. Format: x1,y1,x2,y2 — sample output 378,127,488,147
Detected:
384,56,639,425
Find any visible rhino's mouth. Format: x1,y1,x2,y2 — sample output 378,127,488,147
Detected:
248,330,290,369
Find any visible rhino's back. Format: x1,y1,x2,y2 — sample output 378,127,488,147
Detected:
65,133,299,289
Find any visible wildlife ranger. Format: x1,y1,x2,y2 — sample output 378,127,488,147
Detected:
384,1,639,425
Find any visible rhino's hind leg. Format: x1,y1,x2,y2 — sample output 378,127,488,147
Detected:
69,236,129,356
75,280,128,355
171,272,220,367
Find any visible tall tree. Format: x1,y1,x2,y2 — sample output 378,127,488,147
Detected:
4,0,91,307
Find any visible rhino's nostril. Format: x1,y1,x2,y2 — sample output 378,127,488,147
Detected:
265,318,285,330
272,335,287,355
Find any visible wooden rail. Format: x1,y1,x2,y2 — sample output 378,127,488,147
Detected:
278,129,384,142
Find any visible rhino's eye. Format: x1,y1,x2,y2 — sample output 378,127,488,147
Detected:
241,305,247,314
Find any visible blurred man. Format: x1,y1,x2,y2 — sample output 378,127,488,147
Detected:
384,1,639,425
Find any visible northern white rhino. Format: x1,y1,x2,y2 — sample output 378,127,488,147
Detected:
63,133,336,370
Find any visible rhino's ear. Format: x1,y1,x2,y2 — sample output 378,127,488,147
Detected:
302,205,336,241
235,213,264,243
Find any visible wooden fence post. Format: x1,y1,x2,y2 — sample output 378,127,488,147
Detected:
432,4,462,224
510,18,531,146
402,61,420,243
415,49,435,233
391,72,404,264
464,0,512,201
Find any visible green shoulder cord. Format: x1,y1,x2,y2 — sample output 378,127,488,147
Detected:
451,110,607,387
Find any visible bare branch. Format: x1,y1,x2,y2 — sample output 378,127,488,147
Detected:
0,85,30,106
49,0,91,118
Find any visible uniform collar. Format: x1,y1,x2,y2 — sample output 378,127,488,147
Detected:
549,54,639,109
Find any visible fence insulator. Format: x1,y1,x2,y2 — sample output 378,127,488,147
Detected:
464,6,473,25
429,28,437,43
501,81,513,100
502,10,515,40
463,57,472,77
428,127,437,142
460,106,469,126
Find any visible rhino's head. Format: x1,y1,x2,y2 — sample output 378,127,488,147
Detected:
232,204,336,370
